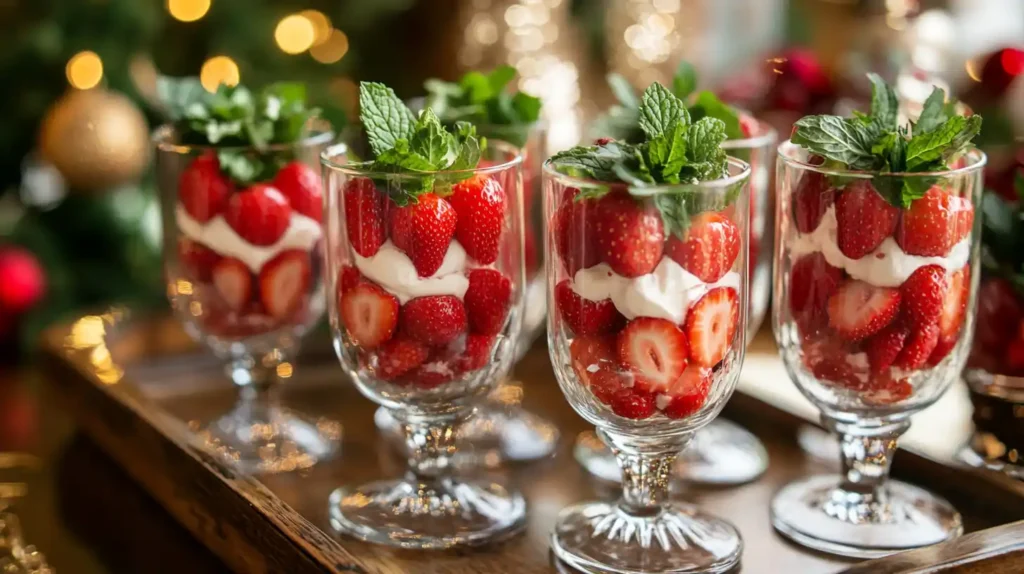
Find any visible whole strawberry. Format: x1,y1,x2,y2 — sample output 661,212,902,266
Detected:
448,175,506,264
592,191,664,278
344,178,389,258
224,184,292,246
834,180,899,259
400,295,468,346
390,194,457,277
664,211,740,282
274,161,323,222
464,269,512,335
896,186,973,257
179,152,233,223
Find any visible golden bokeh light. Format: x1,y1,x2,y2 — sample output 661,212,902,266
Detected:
200,55,240,92
66,51,103,90
300,9,332,45
167,0,211,22
310,29,349,64
275,14,316,55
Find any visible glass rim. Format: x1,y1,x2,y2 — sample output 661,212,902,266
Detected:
320,139,524,178
542,155,752,191
152,121,335,154
722,118,777,150
777,139,988,178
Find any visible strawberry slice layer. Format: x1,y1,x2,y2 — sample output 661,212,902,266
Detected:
212,257,252,312
570,334,619,386
826,280,900,341
340,283,399,349
685,287,739,367
660,367,712,419
555,280,625,336
259,250,311,320
617,317,689,393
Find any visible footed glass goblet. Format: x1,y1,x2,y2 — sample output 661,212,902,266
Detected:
545,158,751,573
158,125,338,474
322,141,528,548
771,140,985,557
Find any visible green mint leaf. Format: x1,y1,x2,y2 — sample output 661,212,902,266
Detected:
645,123,687,182
217,150,266,185
550,142,634,181
686,117,728,164
638,82,689,139
906,114,982,170
156,76,208,121
652,193,690,238
672,61,698,100
689,91,743,140
900,176,935,208
871,130,908,172
460,71,493,103
590,107,644,143
359,81,417,157
511,92,542,123
791,115,881,170
436,122,482,187
982,191,1019,264
613,146,656,186
487,65,517,95
204,120,243,144
608,73,639,110
914,87,948,135
243,117,274,149
411,109,458,168
867,72,899,130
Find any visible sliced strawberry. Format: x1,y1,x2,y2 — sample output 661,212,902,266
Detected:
865,321,910,374
258,250,311,320
793,172,834,233
937,265,969,340
273,161,323,221
390,193,457,277
178,237,220,282
863,373,913,405
570,334,619,385
374,338,430,380
899,265,947,329
211,258,252,311
178,152,233,223
591,191,664,277
400,295,468,346
340,283,399,349
344,178,389,257
457,333,496,372
609,389,656,420
589,370,631,405
926,335,957,367
802,334,865,389
685,287,739,367
409,359,458,389
553,198,600,276
789,252,843,321
554,280,625,335
617,317,689,392
896,186,973,257
892,323,940,370
448,175,506,264
338,265,364,295
664,212,740,282
834,180,899,259
974,276,1022,352
224,184,292,246
661,367,712,419
827,280,900,341
464,269,512,335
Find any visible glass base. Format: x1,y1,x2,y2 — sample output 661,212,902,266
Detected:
195,405,341,474
574,420,768,486
328,477,527,549
375,405,559,465
770,475,963,559
552,501,742,574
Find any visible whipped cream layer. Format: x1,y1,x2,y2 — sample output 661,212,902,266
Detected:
789,205,970,287
176,205,322,273
572,259,741,324
353,240,469,304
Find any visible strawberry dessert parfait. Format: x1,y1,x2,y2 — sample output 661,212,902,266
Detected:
580,62,776,485
159,80,338,474
322,82,527,548
771,75,985,558
546,83,751,574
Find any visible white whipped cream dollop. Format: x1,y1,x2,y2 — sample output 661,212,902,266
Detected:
572,259,741,324
353,240,469,304
176,205,322,273
789,205,970,287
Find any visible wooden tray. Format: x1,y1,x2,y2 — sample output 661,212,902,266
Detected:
41,312,1024,573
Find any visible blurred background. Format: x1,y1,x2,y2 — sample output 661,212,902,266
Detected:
0,0,1022,363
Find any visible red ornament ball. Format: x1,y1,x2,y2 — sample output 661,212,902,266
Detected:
0,247,46,315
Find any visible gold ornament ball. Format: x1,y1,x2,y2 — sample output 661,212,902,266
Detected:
39,88,151,193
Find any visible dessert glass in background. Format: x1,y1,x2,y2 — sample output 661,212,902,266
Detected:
158,123,338,474
546,157,751,573
772,140,985,557
322,140,528,548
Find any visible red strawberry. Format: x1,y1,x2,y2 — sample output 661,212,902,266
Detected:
863,374,913,404
661,367,712,419
609,389,656,420
344,178,389,257
685,287,739,367
259,250,311,320
224,184,292,246
178,238,220,282
789,252,843,322
617,318,689,392
374,338,430,380
974,276,1022,351
892,323,940,370
589,370,631,405
448,175,506,264
664,212,740,282
591,191,664,277
1005,338,1024,372
338,265,364,295
827,280,901,341
554,198,600,276
570,334,619,385
937,265,969,340
457,333,496,372
400,295,467,346
340,283,399,349
738,113,759,138
594,137,615,146
793,172,834,234
896,186,973,257
273,161,323,221
899,265,947,329
211,258,252,311
390,193,457,277
802,334,864,389
554,280,625,335
834,180,899,259
464,269,512,335
926,335,957,367
865,321,910,374
178,152,233,223
409,359,458,388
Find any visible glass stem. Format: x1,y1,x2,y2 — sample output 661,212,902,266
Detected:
822,417,909,523
398,412,467,480
600,429,690,516
226,353,283,423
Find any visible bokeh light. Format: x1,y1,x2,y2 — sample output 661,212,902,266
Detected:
275,14,316,55
66,51,103,90
310,29,349,64
167,0,211,22
300,9,332,45
200,55,240,92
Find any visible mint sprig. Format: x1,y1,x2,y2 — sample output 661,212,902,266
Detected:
792,73,982,208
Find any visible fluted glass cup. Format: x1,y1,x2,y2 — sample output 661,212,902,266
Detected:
322,141,528,548
157,124,339,474
546,158,751,573
574,120,775,487
771,140,985,558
